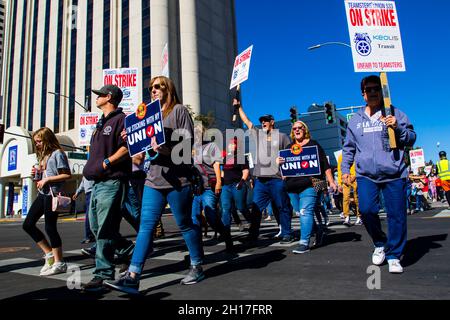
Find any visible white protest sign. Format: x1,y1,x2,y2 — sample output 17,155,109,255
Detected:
409,149,425,171
103,68,139,115
230,45,254,89
344,0,405,72
78,113,101,146
161,43,169,77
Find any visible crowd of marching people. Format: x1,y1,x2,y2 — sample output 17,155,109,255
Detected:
22,74,450,294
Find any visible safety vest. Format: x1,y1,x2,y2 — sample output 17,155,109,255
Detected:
437,159,450,181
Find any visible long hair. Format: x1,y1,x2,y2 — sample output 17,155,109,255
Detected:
32,127,63,163
290,120,311,142
150,76,181,119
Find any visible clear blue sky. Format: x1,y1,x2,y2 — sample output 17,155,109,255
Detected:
235,0,449,164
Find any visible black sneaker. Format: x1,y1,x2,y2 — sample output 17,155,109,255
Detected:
280,236,295,244
292,244,310,254
81,247,96,259
104,272,140,295
180,265,205,285
81,276,107,292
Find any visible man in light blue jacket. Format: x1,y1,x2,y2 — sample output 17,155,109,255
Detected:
342,75,416,274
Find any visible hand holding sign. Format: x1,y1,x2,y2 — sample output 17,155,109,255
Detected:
125,100,166,157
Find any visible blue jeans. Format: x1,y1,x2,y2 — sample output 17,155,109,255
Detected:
249,178,292,238
221,183,251,228
192,189,223,231
129,186,203,275
357,177,407,260
289,193,300,214
294,187,319,246
415,194,423,211
84,192,94,240
89,180,134,280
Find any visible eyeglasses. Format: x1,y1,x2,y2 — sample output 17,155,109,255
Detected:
149,83,165,91
292,126,305,131
364,86,381,93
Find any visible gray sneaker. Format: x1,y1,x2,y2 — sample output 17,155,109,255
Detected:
104,272,140,295
292,244,310,254
180,265,205,285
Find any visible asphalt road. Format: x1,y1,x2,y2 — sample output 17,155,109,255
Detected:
0,206,449,302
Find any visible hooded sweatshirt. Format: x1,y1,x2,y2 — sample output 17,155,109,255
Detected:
342,106,416,183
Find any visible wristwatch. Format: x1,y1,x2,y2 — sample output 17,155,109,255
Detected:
103,158,111,169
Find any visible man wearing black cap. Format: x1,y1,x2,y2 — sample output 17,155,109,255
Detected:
233,99,293,243
437,151,450,209
81,85,133,291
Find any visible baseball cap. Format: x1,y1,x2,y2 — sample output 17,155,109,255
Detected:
258,114,274,122
439,151,446,157
92,85,123,106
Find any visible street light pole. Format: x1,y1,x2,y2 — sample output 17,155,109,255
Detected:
48,91,90,112
307,42,351,50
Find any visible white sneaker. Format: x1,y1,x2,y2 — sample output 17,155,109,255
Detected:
355,217,363,225
339,212,345,219
40,261,67,276
39,252,54,275
372,247,385,266
343,216,352,226
388,259,404,273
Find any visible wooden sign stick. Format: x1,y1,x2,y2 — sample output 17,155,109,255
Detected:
232,84,241,123
380,72,397,149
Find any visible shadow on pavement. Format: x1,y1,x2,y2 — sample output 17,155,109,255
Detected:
322,232,363,246
402,234,448,267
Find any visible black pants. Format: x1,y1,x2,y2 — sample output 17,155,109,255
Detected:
23,193,62,248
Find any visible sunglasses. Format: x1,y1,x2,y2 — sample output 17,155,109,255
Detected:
292,126,305,131
149,83,165,91
364,86,381,93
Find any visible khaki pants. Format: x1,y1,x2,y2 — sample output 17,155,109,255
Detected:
343,181,360,217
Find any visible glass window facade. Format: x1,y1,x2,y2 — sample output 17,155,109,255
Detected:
68,0,78,130
28,0,40,131
5,0,18,128
16,1,28,126
53,0,64,133
121,0,129,68
103,0,110,69
40,0,51,128
142,0,151,103
84,0,93,112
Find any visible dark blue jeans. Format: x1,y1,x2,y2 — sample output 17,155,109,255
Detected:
129,185,204,274
192,189,224,232
357,177,407,260
249,178,292,238
221,183,251,229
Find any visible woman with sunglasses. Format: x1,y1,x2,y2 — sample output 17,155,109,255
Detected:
276,121,337,254
23,127,71,276
105,76,205,295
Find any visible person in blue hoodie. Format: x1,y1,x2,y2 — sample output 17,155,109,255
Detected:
341,75,416,274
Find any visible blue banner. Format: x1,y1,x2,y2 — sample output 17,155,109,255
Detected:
125,100,166,157
22,185,28,217
279,145,322,177
8,145,18,171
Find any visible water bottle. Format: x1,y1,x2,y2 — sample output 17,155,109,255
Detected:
33,164,42,181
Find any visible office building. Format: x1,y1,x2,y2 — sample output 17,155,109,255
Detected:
0,0,238,217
